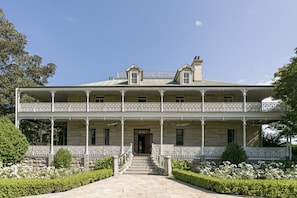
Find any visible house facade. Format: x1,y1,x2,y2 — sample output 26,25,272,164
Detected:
16,56,286,167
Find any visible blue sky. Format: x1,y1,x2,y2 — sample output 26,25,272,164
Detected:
1,0,297,86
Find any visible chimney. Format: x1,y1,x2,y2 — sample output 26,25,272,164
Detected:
191,56,203,81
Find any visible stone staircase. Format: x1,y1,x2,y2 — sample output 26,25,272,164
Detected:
124,154,159,175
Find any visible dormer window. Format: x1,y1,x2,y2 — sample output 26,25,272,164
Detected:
183,72,190,84
174,64,193,85
126,64,143,85
131,72,138,84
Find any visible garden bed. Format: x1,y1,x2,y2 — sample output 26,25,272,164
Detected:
0,169,113,198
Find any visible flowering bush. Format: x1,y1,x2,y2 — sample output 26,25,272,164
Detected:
194,161,297,180
0,162,84,179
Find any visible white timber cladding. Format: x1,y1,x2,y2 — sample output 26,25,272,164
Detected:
16,56,285,159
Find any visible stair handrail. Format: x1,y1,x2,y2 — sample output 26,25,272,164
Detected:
118,143,133,173
151,143,165,168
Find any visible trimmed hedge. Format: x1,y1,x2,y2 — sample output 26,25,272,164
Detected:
172,169,297,198
0,169,113,198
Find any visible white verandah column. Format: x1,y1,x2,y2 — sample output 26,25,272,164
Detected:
121,90,125,112
51,91,55,112
242,118,246,148
50,117,54,155
201,89,205,112
86,90,90,112
242,89,247,112
201,119,205,155
121,118,125,154
160,90,164,112
160,118,164,155
85,118,89,154
15,88,20,128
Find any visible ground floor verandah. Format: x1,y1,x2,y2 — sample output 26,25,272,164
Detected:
23,118,287,162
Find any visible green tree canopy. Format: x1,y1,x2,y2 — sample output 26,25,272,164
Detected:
0,117,29,164
273,48,297,137
0,8,56,116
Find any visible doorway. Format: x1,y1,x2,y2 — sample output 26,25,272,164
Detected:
134,129,152,154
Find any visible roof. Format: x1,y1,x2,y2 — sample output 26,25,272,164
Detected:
79,78,242,87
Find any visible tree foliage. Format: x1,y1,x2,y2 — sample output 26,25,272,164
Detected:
52,148,72,169
273,48,297,137
0,117,29,164
221,143,247,164
0,8,56,116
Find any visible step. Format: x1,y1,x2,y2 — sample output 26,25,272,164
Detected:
124,155,159,175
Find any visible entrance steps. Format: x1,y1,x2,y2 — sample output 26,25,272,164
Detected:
124,154,159,175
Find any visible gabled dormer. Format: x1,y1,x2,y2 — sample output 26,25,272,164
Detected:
174,64,194,85
126,64,143,85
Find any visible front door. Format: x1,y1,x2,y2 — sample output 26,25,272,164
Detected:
134,129,152,154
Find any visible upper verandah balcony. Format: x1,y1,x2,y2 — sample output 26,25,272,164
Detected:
16,87,285,113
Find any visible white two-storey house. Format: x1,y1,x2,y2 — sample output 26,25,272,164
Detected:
16,56,286,168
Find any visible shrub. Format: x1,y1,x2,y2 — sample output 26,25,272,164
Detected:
221,143,247,164
52,149,72,169
173,169,297,198
0,117,29,165
0,169,113,197
172,160,192,170
94,156,113,170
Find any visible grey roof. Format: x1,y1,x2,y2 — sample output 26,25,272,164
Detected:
79,78,242,87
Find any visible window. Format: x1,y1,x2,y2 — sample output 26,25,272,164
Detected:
95,96,104,103
105,128,110,145
138,96,146,102
131,72,138,84
176,129,184,145
91,129,96,145
183,72,190,84
227,129,235,143
224,96,233,102
176,96,184,103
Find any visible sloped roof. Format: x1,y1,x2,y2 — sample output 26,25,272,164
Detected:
79,78,243,87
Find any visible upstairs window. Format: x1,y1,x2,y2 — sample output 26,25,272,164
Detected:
95,96,104,103
138,96,146,102
224,96,233,102
176,96,184,103
183,72,190,84
131,72,138,84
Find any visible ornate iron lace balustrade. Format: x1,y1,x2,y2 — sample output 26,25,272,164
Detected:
54,103,86,112
125,102,160,112
163,102,201,112
89,103,121,112
19,102,284,113
25,145,126,158
204,102,243,112
152,144,287,160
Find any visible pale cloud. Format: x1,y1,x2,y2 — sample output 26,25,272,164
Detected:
236,79,247,84
195,20,202,27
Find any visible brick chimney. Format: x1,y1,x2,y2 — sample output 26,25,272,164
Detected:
191,56,203,81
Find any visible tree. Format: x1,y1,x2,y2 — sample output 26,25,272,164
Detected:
221,143,247,164
0,8,56,116
0,117,29,164
273,48,297,159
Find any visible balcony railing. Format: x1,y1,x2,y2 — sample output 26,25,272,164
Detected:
18,102,285,113
152,144,287,160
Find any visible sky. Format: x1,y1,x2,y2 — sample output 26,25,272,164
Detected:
1,0,297,86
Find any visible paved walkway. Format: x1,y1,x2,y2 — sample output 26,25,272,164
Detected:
25,174,256,198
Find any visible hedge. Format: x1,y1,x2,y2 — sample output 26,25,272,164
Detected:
172,169,297,198
0,169,113,198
